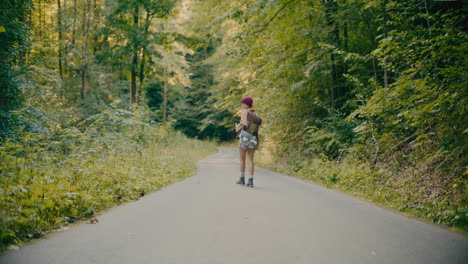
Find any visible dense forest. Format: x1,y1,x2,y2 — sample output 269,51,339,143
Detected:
0,0,466,250
186,0,467,229
0,0,222,250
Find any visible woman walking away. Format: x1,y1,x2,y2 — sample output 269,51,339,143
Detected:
235,97,262,187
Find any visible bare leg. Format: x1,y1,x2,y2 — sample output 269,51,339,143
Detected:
239,148,247,174
237,148,248,185
247,150,255,177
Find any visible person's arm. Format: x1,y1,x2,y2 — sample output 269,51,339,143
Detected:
235,122,242,133
235,110,248,132
240,109,248,126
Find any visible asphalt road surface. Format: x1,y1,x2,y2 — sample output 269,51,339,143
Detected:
1,148,467,264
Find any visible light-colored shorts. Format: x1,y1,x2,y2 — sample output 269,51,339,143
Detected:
239,130,258,150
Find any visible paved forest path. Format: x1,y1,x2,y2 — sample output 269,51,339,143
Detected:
1,148,467,264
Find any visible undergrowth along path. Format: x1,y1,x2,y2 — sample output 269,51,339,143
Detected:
0,148,467,264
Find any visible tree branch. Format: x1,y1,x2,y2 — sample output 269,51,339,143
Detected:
251,0,298,35
391,126,432,151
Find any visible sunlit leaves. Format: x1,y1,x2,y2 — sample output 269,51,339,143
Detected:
191,0,467,229
0,105,217,250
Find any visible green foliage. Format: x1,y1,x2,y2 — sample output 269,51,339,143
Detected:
347,1,468,229
169,38,237,141
146,80,164,112
0,1,225,251
259,145,467,230
196,0,467,230
1,0,467,251
0,105,217,251
0,0,33,135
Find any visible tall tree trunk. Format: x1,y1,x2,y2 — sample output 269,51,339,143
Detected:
18,3,27,66
26,8,32,62
322,0,340,107
81,0,92,100
92,0,98,53
57,0,63,79
72,0,77,47
138,12,152,101
101,0,110,52
138,50,145,101
382,0,388,88
340,19,349,105
162,69,168,122
131,6,139,106
372,57,378,81
343,21,348,53
131,54,138,105
63,0,68,77
39,0,42,38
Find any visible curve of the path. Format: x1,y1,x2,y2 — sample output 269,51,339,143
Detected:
1,148,467,264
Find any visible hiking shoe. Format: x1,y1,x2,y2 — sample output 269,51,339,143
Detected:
246,178,254,187
236,177,245,185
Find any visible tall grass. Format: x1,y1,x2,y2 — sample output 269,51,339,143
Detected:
0,107,217,251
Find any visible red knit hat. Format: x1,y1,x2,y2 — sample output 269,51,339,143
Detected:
241,97,253,107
